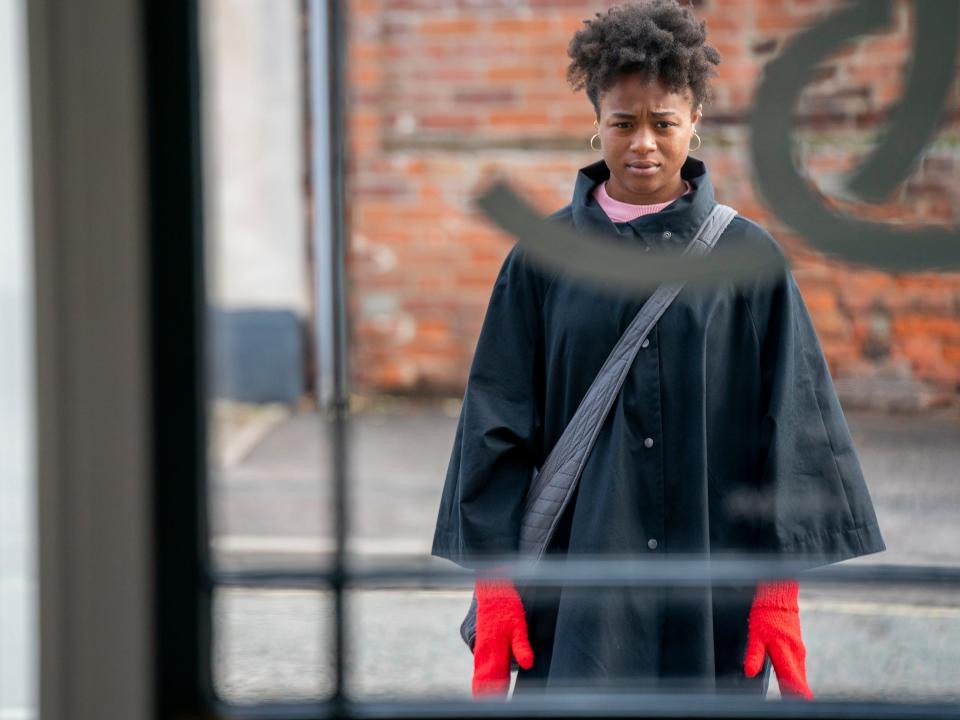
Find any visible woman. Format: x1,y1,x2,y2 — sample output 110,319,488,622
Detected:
432,0,884,699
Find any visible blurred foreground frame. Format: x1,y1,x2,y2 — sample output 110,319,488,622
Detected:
172,1,960,719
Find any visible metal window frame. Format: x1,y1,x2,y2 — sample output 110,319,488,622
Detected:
146,2,960,719
146,0,213,716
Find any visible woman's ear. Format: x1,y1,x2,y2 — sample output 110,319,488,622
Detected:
691,103,703,127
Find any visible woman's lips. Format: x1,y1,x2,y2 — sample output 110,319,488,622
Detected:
626,163,660,176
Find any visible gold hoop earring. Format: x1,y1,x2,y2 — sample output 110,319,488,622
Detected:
689,130,702,152
590,133,602,152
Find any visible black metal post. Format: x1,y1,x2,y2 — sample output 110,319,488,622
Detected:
145,0,213,715
324,0,352,712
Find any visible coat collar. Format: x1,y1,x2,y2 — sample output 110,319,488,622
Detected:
570,157,716,247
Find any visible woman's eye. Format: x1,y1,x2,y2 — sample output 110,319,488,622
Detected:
655,121,674,129
614,122,632,129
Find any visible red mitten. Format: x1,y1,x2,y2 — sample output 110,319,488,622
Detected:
744,579,814,699
472,578,534,697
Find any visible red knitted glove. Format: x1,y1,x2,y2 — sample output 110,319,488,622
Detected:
744,580,814,699
472,578,534,697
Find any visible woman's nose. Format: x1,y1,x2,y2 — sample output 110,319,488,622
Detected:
629,129,657,152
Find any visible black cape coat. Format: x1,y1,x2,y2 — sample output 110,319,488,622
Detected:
432,158,885,693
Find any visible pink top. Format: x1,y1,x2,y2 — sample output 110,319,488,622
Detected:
593,180,691,222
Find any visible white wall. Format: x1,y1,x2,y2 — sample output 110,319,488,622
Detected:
202,0,308,313
0,0,36,716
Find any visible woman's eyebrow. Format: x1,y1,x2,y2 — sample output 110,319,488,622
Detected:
607,109,679,119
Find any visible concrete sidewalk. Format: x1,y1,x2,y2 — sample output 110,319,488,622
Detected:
210,404,960,567
210,404,960,703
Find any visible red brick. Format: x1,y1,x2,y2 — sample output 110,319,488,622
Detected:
812,308,852,339
486,66,547,82
944,344,960,365
901,337,958,386
491,18,553,34
488,110,552,127
798,285,837,313
420,18,478,35
893,316,960,343
417,114,478,129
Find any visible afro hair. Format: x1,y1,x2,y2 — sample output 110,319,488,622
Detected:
567,0,721,115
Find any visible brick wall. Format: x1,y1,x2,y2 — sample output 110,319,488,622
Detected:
346,0,960,410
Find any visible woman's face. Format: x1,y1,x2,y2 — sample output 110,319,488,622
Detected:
596,73,700,205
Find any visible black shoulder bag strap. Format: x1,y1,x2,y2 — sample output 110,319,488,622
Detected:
461,203,738,650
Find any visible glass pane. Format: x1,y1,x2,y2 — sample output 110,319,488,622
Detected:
214,588,329,703
0,0,36,716
200,0,334,704
214,588,475,703
348,589,472,699
201,0,326,574
800,580,960,700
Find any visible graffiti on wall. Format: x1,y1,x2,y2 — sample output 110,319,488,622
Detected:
477,0,960,290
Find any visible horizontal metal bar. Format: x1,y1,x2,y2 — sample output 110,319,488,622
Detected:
209,558,960,590
214,570,333,590
214,695,960,720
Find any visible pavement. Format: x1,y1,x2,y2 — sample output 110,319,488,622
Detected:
209,403,960,704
